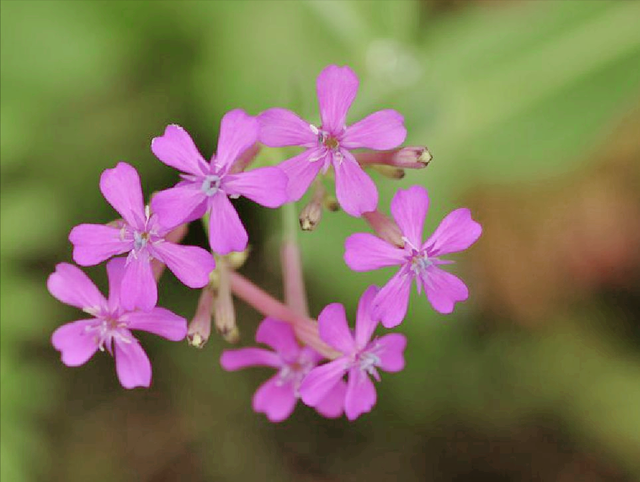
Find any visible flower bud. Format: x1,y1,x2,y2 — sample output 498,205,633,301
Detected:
187,287,214,348
355,146,432,170
214,261,238,343
371,165,406,179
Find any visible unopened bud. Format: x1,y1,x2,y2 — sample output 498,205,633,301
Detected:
187,287,214,348
323,195,340,212
355,146,432,170
214,261,238,343
372,165,406,179
362,210,404,247
299,181,327,231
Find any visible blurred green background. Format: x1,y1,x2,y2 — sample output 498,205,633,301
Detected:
2,1,640,480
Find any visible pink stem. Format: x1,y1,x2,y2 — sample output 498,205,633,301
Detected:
281,240,310,317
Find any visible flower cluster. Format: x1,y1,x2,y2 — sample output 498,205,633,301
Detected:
50,65,481,420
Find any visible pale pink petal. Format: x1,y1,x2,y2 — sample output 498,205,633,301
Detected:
123,308,187,341
252,376,297,422
258,108,316,147
390,185,429,248
299,358,348,407
317,65,359,133
341,110,406,150
255,318,300,361
354,286,380,349
215,109,259,171
314,380,347,419
318,303,355,354
120,256,157,312
375,333,407,373
106,258,127,311
150,241,215,288
344,367,377,421
207,193,248,255
47,263,106,311
151,124,209,176
220,348,281,370
423,265,469,314
423,208,482,257
334,151,378,217
223,166,288,208
279,148,325,201
151,184,207,231
51,319,99,367
99,162,146,229
114,337,152,389
374,269,413,329
344,233,405,272
69,224,131,266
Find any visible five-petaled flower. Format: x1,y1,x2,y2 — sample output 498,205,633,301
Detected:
150,109,288,255
220,317,346,422
258,65,407,217
299,287,407,420
49,260,187,389
69,162,216,311
344,186,482,327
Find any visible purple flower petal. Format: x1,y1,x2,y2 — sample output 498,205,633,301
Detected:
252,375,297,422
390,185,429,248
99,162,146,230
51,319,99,367
314,380,347,419
220,348,282,370
423,208,482,257
344,366,376,421
151,124,209,176
151,184,207,231
47,263,106,311
214,109,258,171
258,108,316,147
106,258,127,311
69,224,131,266
344,233,405,272
223,166,288,208
423,265,469,314
374,269,413,329
334,151,378,217
354,286,380,349
316,65,359,133
114,337,152,389
120,256,157,312
255,318,300,361
123,308,187,341
279,148,324,202
341,110,406,150
376,333,407,373
207,193,248,255
151,241,215,288
318,303,355,354
299,358,348,407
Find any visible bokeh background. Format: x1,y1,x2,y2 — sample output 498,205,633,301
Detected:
2,1,640,481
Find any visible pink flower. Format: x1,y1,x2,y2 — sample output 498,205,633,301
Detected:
48,260,187,389
150,109,288,255
220,317,346,422
69,162,216,311
344,186,482,328
299,287,407,421
258,65,407,217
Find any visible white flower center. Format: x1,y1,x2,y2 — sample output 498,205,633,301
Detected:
201,175,221,196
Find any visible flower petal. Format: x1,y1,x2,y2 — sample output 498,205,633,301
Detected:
223,166,288,208
422,265,469,314
314,380,347,419
252,375,298,422
334,151,378,217
318,303,355,354
99,162,146,229
106,258,127,311
341,110,406,150
255,318,300,361
279,148,325,202
299,358,348,407
354,286,380,350
69,224,131,266
220,348,281,370
258,108,316,147
114,337,152,389
123,308,187,341
51,319,99,367
376,333,407,373
373,269,413,329
317,65,359,133
151,124,209,176
344,367,377,421
423,208,482,257
47,263,106,311
151,183,207,231
390,185,429,248
120,256,157,312
344,233,404,272
151,241,215,288
214,109,259,171
207,193,248,255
